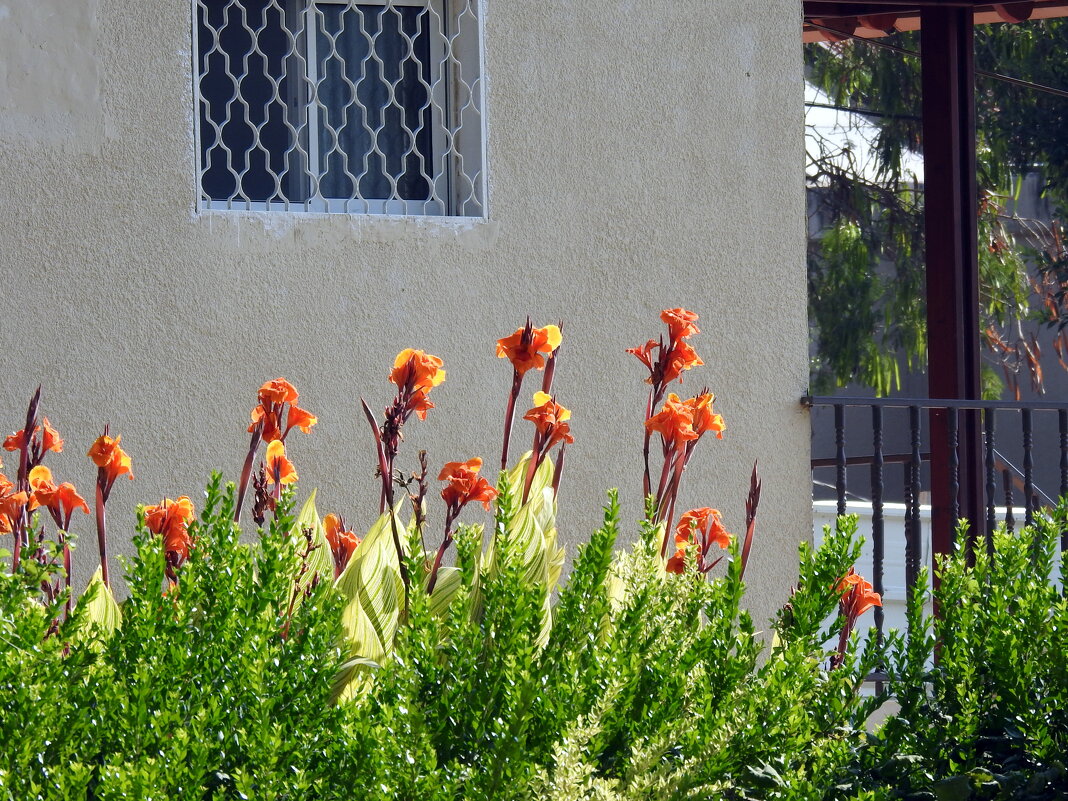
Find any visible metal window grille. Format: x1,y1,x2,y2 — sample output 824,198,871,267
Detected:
193,0,485,216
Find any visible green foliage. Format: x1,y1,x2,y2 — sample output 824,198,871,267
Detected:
4,477,1068,799
0,475,347,800
858,508,1068,800
805,23,1064,395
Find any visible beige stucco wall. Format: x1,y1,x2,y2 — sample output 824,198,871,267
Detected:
0,1,808,623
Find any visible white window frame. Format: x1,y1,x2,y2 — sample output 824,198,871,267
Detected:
192,0,486,218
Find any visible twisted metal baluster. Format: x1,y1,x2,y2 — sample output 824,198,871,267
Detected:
835,403,847,517
1023,408,1034,527
1003,469,1015,536
871,406,885,645
985,409,997,554
906,405,921,593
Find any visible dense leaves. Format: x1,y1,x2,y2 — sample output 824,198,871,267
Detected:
2,475,1068,798
806,21,1068,396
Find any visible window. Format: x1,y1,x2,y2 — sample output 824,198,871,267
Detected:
193,0,485,217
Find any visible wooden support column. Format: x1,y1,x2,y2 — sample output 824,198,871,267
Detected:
921,7,985,562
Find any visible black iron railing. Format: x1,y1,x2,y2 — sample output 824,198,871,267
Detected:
805,395,1068,643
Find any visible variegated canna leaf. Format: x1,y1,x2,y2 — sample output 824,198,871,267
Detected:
332,503,406,702
79,567,122,641
290,489,333,589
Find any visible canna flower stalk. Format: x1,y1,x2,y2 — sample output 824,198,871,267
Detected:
0,473,30,574
361,349,446,599
643,389,725,552
628,310,704,498
2,388,60,572
144,496,196,587
666,507,731,574
831,569,882,669
237,378,316,522
521,391,574,503
427,458,497,594
87,428,134,588
496,320,562,470
28,465,90,616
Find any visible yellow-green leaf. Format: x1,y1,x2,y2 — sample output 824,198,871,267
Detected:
79,567,121,639
291,489,334,588
332,503,406,702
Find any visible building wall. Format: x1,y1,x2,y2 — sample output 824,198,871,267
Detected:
0,1,808,622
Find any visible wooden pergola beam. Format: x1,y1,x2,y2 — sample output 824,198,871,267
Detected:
803,0,1068,41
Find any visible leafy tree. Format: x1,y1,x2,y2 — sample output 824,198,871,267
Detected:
805,19,1068,397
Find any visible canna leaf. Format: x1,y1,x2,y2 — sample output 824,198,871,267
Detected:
497,453,563,648
329,656,382,706
425,565,463,618
332,502,406,702
79,567,122,639
290,489,333,589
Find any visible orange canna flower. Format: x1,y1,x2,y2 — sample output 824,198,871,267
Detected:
3,419,64,454
258,378,299,406
626,339,660,375
835,568,866,594
265,440,298,485
836,569,882,618
248,378,316,442
675,507,731,551
645,393,698,446
324,513,361,574
0,487,29,535
407,390,435,421
41,418,63,454
496,324,563,376
660,339,704,385
390,349,446,393
145,496,196,564
2,431,26,452
523,392,575,448
27,465,90,528
285,404,318,435
660,308,700,340
666,547,687,574
249,404,281,442
439,457,498,511
88,435,134,484
688,393,726,439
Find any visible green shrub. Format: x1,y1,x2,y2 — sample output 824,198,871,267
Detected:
856,507,1068,801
